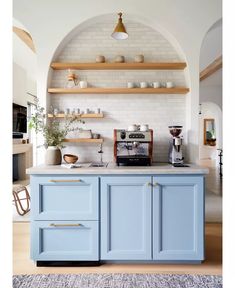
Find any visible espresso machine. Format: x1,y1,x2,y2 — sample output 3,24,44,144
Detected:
168,126,184,166
114,129,153,166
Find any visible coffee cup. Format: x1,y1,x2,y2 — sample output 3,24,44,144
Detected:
166,81,174,88
152,82,160,88
140,124,149,131
127,82,134,88
128,124,138,131
79,81,88,88
140,82,148,88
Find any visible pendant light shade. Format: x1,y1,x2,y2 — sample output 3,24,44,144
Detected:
111,12,128,40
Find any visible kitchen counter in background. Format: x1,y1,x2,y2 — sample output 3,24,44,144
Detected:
26,162,208,175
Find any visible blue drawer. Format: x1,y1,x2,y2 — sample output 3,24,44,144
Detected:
30,176,99,220
31,220,99,261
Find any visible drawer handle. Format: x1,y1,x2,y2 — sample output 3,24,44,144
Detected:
50,223,82,227
49,179,82,183
153,182,159,187
146,182,152,187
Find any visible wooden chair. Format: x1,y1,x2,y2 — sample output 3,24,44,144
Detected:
12,184,31,216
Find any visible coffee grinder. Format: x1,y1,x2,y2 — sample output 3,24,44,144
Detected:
168,126,184,166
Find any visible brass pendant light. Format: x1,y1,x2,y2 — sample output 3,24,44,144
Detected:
111,12,128,40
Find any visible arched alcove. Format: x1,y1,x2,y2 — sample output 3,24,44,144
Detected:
47,14,190,163
199,18,222,165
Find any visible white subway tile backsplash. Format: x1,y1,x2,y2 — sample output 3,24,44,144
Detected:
49,18,187,163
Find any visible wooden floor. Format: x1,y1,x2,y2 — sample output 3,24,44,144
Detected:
13,223,222,275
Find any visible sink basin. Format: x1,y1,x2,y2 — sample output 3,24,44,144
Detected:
89,163,108,168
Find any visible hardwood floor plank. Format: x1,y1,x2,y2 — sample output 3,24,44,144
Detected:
13,223,222,275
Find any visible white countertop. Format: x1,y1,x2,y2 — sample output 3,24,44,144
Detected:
26,162,209,175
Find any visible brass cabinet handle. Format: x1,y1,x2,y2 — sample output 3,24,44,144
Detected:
49,179,82,183
147,182,152,187
50,223,81,227
153,182,159,187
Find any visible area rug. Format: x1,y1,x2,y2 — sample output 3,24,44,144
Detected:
13,273,222,288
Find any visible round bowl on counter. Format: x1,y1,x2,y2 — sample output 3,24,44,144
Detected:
63,154,79,164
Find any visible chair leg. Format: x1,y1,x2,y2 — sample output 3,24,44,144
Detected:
12,187,30,216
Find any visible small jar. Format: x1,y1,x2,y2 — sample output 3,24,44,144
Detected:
96,55,105,63
134,54,144,63
115,55,125,63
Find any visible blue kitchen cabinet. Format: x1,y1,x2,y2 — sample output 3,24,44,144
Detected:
30,176,99,220
101,176,152,260
30,175,99,262
152,176,204,261
31,220,99,261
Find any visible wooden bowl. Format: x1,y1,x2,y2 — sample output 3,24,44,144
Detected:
63,154,78,164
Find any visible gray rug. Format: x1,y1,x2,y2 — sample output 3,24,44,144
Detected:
13,273,222,288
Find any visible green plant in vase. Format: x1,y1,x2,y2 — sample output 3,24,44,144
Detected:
29,101,84,165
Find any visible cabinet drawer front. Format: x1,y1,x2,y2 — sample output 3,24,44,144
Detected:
153,176,204,260
31,221,99,261
101,176,152,260
31,176,99,220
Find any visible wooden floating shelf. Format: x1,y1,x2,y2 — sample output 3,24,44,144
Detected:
63,138,103,143
51,62,187,70
48,87,189,95
48,113,104,119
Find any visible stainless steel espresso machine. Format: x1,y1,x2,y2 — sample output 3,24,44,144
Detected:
168,126,185,166
114,129,153,166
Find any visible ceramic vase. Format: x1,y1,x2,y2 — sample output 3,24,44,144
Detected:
45,146,62,165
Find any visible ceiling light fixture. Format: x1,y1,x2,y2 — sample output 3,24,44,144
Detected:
111,12,128,40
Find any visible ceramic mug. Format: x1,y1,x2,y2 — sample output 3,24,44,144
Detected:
128,124,138,131
140,82,148,88
166,81,174,88
140,124,149,131
127,82,134,88
152,82,161,88
79,81,88,88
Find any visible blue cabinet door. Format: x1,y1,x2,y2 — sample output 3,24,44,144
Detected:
30,176,99,220
153,175,204,261
101,176,152,260
31,221,99,261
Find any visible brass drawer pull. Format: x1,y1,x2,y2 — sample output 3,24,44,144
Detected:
153,182,159,187
49,179,82,183
50,223,81,227
147,182,152,187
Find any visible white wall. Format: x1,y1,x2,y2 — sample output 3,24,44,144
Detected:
13,62,37,107
13,0,222,163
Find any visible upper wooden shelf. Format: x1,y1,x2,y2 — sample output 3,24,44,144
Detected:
48,87,189,94
51,62,187,70
48,113,104,119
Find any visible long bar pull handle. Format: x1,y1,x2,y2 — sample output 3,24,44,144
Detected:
50,223,82,227
49,179,82,183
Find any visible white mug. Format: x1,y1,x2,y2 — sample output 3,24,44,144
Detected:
140,124,149,131
166,81,174,88
140,82,148,88
128,124,138,131
79,81,88,88
152,82,160,88
64,108,70,115
127,82,134,88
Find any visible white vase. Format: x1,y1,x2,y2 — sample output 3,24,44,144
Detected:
45,146,62,165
